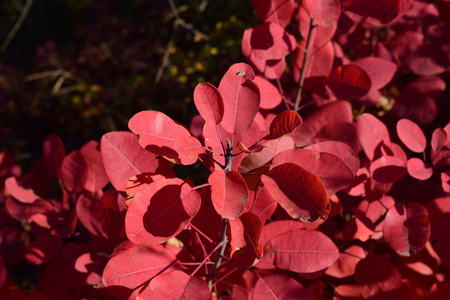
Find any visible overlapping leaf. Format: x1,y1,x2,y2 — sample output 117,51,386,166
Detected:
42,134,65,180
251,0,294,28
326,65,371,99
193,82,224,125
397,119,427,153
252,274,315,300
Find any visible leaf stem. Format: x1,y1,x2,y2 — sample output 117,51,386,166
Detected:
293,15,316,112
207,217,228,291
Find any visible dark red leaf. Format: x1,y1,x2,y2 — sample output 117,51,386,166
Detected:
325,245,366,278
193,82,224,125
80,140,109,193
429,281,450,300
261,163,329,222
252,274,315,300
342,0,402,24
370,156,407,183
218,63,260,135
355,254,403,298
209,170,249,220
262,229,339,273
61,150,88,193
383,203,431,257
350,57,397,90
250,22,296,60
397,119,427,153
101,131,174,192
326,64,371,99
409,44,450,76
231,213,263,269
266,110,303,139
42,133,65,180
302,0,341,28
140,270,211,300
125,178,201,245
306,141,359,176
251,0,294,28
5,290,48,300
407,158,433,180
356,113,390,161
25,234,63,265
272,148,354,197
102,244,180,290
76,194,109,238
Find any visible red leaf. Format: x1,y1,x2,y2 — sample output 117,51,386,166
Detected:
125,178,201,245
128,110,198,164
262,229,339,273
298,7,337,50
249,22,296,60
252,274,315,300
193,82,224,126
302,0,341,28
101,131,174,192
42,133,65,180
383,203,431,257
76,194,109,238
407,158,433,180
61,150,88,193
5,177,42,204
325,245,366,278
350,57,397,90
294,41,334,81
396,119,427,153
25,234,63,265
80,140,109,193
409,44,450,76
125,172,166,199
370,156,407,183
251,0,294,28
326,64,371,99
355,254,403,298
253,76,282,110
174,134,205,165
218,63,260,135
306,141,359,176
209,170,249,220
341,0,402,24
140,270,211,300
356,113,390,161
261,163,330,222
102,244,180,290
272,148,354,197
266,110,303,139
231,213,263,269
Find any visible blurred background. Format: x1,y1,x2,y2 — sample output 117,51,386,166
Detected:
0,0,258,169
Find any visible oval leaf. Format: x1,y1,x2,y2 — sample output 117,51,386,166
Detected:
302,0,341,28
326,64,371,99
193,82,224,126
209,170,249,220
350,57,397,90
407,158,433,180
266,110,303,139
61,150,88,193
125,178,201,245
262,229,339,273
356,113,390,161
383,203,431,256
252,274,315,300
396,119,427,153
76,194,109,239
251,0,294,28
370,156,407,183
261,163,329,222
218,63,260,135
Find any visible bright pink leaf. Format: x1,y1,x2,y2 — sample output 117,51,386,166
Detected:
125,178,201,245
193,82,224,125
253,76,282,110
356,113,390,161
251,0,294,28
396,119,427,153
125,173,166,199
383,203,431,257
262,229,339,273
272,148,354,197
326,64,371,99
140,270,210,300
76,194,109,239
5,177,42,204
128,110,198,164
174,134,205,165
294,41,334,81
101,131,174,192
350,57,397,90
252,274,315,300
302,0,341,28
261,163,330,222
370,156,407,183
102,244,180,290
80,140,109,193
218,63,260,135
342,0,402,24
209,170,249,220
266,110,303,139
407,158,433,180
355,254,403,298
61,150,88,193
42,133,65,180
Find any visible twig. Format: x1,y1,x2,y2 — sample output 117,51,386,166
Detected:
206,217,228,291
293,15,316,112
1,0,34,54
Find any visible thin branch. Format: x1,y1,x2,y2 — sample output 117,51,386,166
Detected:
293,15,316,112
1,0,34,54
206,217,228,291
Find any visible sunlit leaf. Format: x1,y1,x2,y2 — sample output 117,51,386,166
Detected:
193,82,224,126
